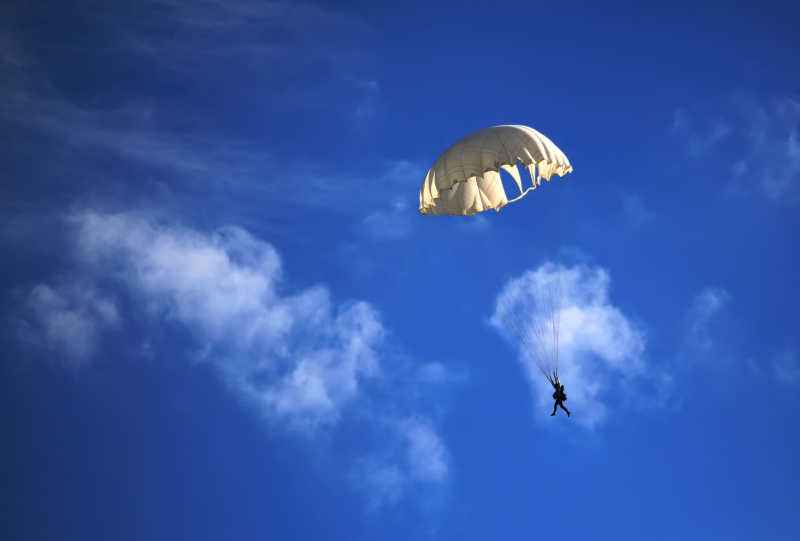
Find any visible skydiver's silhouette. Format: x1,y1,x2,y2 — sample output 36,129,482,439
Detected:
550,378,570,417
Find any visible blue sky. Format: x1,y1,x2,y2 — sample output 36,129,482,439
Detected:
2,1,799,540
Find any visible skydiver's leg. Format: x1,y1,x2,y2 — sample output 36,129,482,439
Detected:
551,402,557,416
559,402,571,417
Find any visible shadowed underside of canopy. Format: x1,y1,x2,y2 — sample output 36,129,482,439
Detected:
418,125,573,216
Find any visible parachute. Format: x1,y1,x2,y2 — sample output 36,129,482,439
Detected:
418,125,573,216
421,124,573,385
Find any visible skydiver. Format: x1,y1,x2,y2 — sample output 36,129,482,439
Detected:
550,377,570,417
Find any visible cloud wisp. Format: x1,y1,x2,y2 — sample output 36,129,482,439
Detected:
672,96,800,204
18,282,120,366
360,198,415,242
110,0,373,74
353,416,449,511
671,108,733,158
686,286,731,354
621,193,655,229
773,348,800,386
490,262,650,429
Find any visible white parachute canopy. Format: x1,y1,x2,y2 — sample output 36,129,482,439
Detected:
418,125,573,216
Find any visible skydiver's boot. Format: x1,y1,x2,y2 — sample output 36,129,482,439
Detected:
550,404,557,416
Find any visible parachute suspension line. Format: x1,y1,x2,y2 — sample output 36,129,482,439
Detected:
549,283,558,381
537,364,555,387
506,186,536,204
505,161,538,204
515,312,553,387
504,160,548,204
532,311,558,387
555,308,561,380
505,273,565,389
553,276,562,381
529,313,552,376
540,276,563,386
527,320,553,382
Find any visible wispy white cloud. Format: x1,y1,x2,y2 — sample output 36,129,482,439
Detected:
455,213,493,233
360,198,414,241
70,210,383,429
353,161,424,243
1,79,412,223
351,78,381,127
18,282,119,366
415,361,467,386
686,286,731,353
672,96,800,203
0,29,30,69
732,97,800,202
0,87,278,207
355,458,406,510
1,80,408,219
773,348,800,386
621,193,655,229
353,415,449,511
489,262,650,429
402,417,448,483
113,0,373,69
671,108,733,157
109,1,381,123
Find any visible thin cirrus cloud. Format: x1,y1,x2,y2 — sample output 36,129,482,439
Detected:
773,348,800,386
360,199,415,241
19,282,119,366
17,210,451,506
1,74,410,220
96,0,381,124
112,0,373,70
733,97,800,202
672,96,800,203
353,416,449,511
490,262,651,429
685,286,731,353
621,193,655,229
1,85,405,223
1,1,386,212
682,287,796,388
